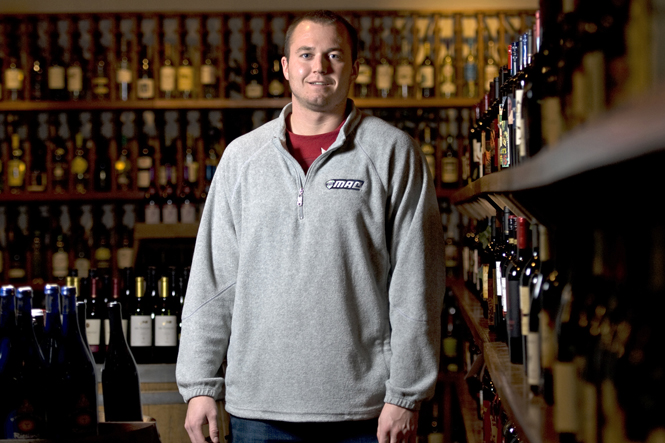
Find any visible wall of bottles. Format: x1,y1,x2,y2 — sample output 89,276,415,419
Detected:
0,11,535,103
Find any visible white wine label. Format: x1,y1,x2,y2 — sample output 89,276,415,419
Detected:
356,64,372,85
67,66,83,92
86,318,102,346
395,65,414,86
245,82,263,99
553,361,580,433
520,285,531,333
116,68,132,84
137,170,151,188
48,66,66,89
482,265,489,301
527,332,540,385
428,433,444,443
177,66,194,92
162,203,178,224
376,65,393,90
52,251,69,278
495,262,503,296
515,89,525,157
130,315,152,346
419,65,435,88
4,68,24,90
201,65,216,85
154,315,178,346
75,258,90,279
137,78,155,99
160,66,176,92
145,203,161,224
104,318,128,344
117,247,134,269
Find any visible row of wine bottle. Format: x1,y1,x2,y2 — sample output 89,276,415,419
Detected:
464,0,652,183
0,283,143,440
461,209,665,443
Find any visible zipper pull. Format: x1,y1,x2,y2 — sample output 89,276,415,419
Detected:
297,188,304,206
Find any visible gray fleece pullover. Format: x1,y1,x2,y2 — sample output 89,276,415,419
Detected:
176,100,446,422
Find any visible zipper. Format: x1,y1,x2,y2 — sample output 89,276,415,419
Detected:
297,186,304,220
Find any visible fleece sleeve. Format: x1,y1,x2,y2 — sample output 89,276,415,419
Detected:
176,165,238,403
383,135,446,411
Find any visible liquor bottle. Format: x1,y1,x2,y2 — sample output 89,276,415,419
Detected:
130,275,153,364
48,30,68,101
521,223,541,375
395,38,414,99
506,217,528,364
51,231,70,281
418,41,435,99
117,37,133,101
441,134,459,188
91,48,110,100
136,46,155,100
177,47,195,100
71,132,89,194
354,41,372,98
102,301,143,422
153,276,178,363
440,40,456,98
0,286,47,439
67,30,85,101
4,55,25,101
463,39,478,98
51,285,98,439
7,132,27,193
375,41,394,99
116,135,132,192
160,43,177,99
420,124,436,182
86,277,105,364
245,46,264,99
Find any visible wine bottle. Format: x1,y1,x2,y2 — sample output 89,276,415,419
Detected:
43,284,64,368
483,216,498,330
354,41,372,99
418,41,435,99
153,275,178,363
86,276,105,364
395,38,414,99
245,45,264,99
160,43,177,99
375,40,394,99
441,134,459,189
440,40,456,98
51,231,70,281
177,44,195,99
104,277,123,348
7,132,27,194
129,275,153,364
67,28,85,101
484,40,499,94
463,39,478,98
117,36,133,101
48,28,68,101
4,55,25,101
102,301,143,422
420,124,436,182
201,47,219,99
520,222,540,372
0,286,47,439
506,216,528,364
137,47,155,100
50,285,98,438
496,208,516,343
116,135,132,192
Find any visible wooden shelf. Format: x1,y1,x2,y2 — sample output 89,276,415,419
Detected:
0,190,145,203
450,278,556,443
0,97,478,112
450,85,665,211
133,223,199,240
451,372,484,443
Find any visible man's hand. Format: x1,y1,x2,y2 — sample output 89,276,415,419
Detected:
184,396,220,443
377,403,418,443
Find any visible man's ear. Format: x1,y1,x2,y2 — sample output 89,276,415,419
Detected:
350,59,359,82
281,56,289,81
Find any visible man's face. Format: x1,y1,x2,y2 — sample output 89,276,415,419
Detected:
281,21,358,114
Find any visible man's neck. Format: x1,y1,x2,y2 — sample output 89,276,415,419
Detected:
287,101,348,135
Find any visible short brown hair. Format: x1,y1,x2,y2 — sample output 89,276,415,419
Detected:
284,10,359,62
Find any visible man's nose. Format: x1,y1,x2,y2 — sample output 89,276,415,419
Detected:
312,55,330,73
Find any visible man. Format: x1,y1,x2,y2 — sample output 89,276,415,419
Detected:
176,10,445,443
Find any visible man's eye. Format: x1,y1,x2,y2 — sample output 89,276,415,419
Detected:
300,53,311,59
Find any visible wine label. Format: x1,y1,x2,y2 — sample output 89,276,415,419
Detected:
5,67,24,90
375,65,393,90
67,66,83,92
162,203,178,224
116,68,132,84
137,78,155,99
181,202,197,224
444,243,458,268
104,318,128,344
515,89,525,156
145,202,161,224
356,64,372,85
201,65,216,85
508,280,521,338
52,251,69,278
419,65,435,88
428,433,444,443
395,65,414,86
580,380,598,443
268,79,285,97
130,315,152,347
245,82,263,99
137,170,151,188
92,76,110,95
442,336,457,358
86,318,102,346
495,262,503,296
539,312,555,369
117,247,134,269
95,247,111,269
442,157,458,183
71,156,89,175
48,66,66,89
520,285,531,333
154,315,178,346
482,264,489,301
527,332,540,386
553,361,580,433
177,66,194,92
160,66,176,92
5,400,43,439
75,258,90,279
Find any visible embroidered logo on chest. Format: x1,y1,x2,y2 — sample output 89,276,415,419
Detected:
326,179,364,191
